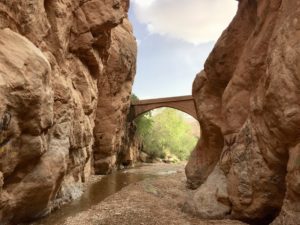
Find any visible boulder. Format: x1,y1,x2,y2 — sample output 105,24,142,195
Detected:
183,165,231,219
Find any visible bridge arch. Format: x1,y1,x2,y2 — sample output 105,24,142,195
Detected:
130,95,198,121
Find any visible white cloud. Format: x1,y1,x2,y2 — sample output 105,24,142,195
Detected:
131,0,238,44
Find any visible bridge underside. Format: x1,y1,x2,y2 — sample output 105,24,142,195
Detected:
130,95,198,121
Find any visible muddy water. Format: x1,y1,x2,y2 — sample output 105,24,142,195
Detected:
29,169,154,225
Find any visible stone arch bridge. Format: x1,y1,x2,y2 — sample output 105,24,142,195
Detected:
130,95,198,121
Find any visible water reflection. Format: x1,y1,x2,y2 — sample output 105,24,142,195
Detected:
30,170,153,225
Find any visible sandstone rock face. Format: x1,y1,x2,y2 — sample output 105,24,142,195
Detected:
0,0,136,224
117,122,142,168
183,165,231,219
186,0,300,224
93,19,137,174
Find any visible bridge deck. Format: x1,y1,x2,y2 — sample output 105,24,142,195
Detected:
132,95,194,106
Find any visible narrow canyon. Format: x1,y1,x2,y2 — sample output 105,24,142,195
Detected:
0,0,299,225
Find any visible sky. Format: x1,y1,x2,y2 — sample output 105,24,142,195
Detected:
129,0,238,99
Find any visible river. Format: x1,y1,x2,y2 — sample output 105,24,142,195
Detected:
29,163,182,225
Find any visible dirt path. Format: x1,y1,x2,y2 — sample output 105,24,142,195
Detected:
61,163,246,225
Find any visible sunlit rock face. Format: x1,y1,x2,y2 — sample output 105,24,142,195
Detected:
186,0,300,224
93,19,138,174
0,0,136,223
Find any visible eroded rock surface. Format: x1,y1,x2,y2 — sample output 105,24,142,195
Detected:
183,165,231,219
186,0,300,224
93,19,137,174
0,0,136,224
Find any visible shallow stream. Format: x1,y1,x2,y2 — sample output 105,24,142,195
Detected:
29,163,181,225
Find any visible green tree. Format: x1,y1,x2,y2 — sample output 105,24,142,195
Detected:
131,94,154,138
148,108,198,160
131,96,198,161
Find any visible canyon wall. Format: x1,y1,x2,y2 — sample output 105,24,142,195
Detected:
93,18,138,174
0,0,136,224
185,0,300,224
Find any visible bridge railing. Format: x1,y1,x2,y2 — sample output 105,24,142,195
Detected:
131,95,194,106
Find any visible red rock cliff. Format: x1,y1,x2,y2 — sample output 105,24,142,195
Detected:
0,0,136,223
185,0,300,224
